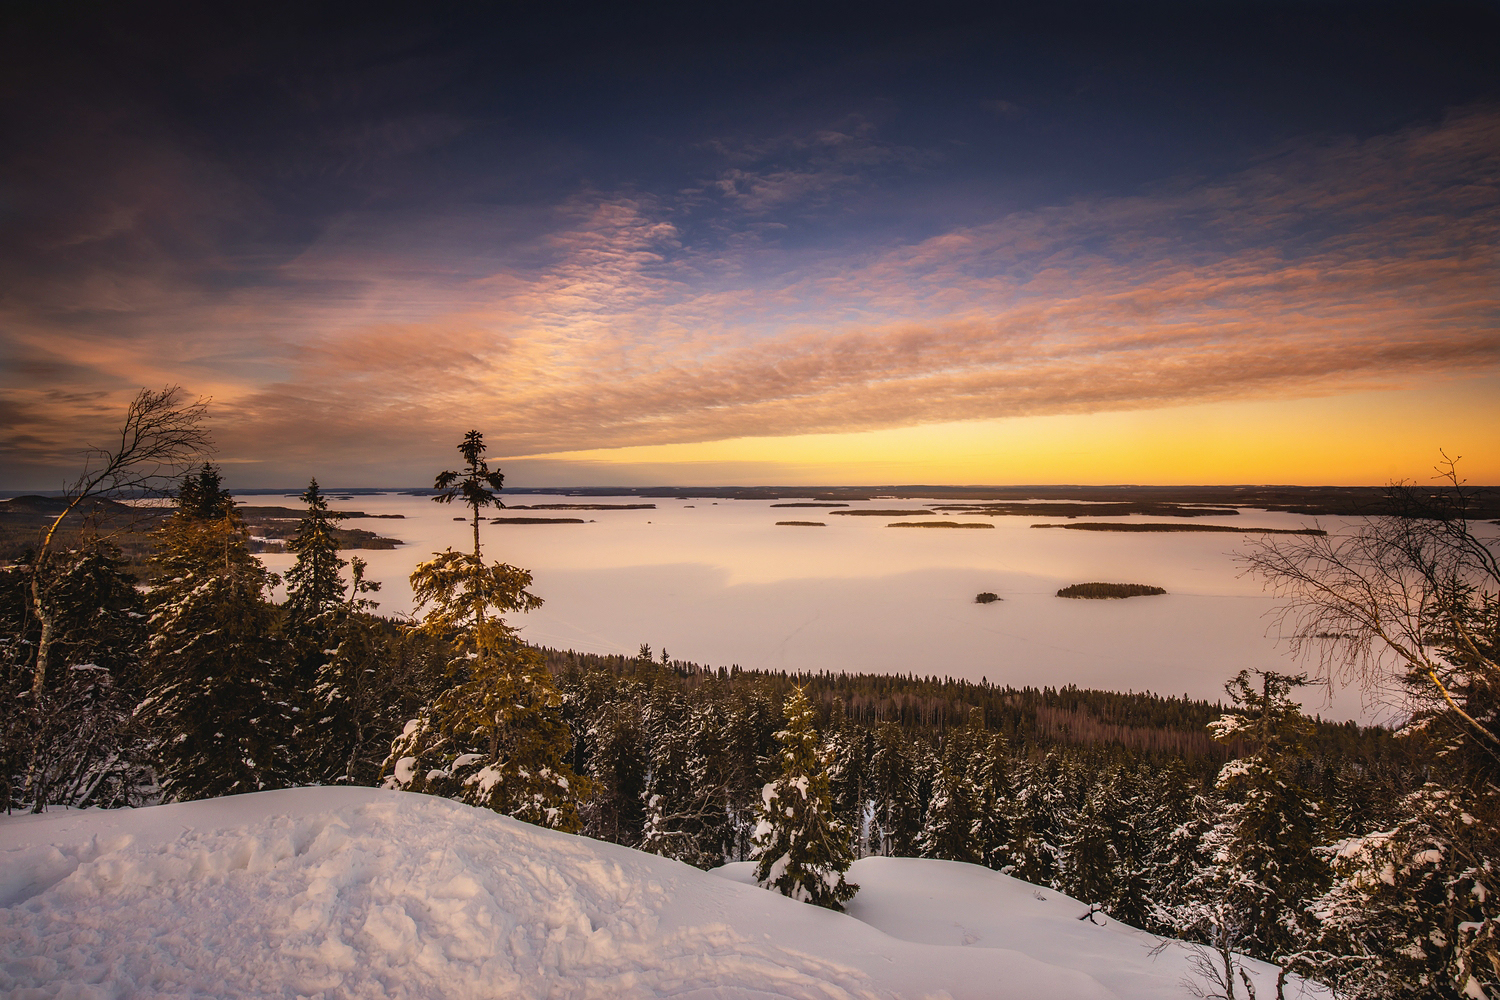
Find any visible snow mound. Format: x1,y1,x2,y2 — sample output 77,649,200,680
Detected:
2,788,1300,999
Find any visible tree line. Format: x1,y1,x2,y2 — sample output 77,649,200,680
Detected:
1,392,1495,999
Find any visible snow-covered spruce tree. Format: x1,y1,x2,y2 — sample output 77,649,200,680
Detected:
1057,767,1126,908
281,479,387,784
1122,759,1204,935
917,719,981,863
1002,751,1066,887
869,719,922,856
385,637,582,829
687,700,739,861
750,686,859,909
136,465,294,800
640,696,733,868
574,675,650,846
970,730,1015,871
1184,670,1327,967
283,479,351,624
300,554,398,784
1304,783,1498,999
724,687,781,860
823,700,874,855
639,692,691,857
382,431,585,832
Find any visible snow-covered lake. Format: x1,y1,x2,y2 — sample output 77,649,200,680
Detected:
258,493,1382,722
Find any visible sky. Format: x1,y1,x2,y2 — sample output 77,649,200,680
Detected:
2,1,1498,489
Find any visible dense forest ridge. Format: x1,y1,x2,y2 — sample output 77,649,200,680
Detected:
536,646,1390,772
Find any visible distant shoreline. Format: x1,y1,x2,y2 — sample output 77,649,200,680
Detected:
5,484,1499,518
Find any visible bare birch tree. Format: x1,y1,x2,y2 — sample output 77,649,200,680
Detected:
27,387,211,697
1241,455,1498,755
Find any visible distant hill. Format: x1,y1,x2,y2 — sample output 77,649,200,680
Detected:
0,495,140,515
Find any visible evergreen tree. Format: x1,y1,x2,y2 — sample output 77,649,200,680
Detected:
1003,753,1063,887
724,688,781,860
751,686,859,909
1058,768,1125,906
1144,778,1215,937
304,558,397,785
1304,783,1498,999
136,466,294,800
869,719,922,856
1180,670,1328,966
970,730,1015,871
382,432,585,831
385,639,583,830
917,722,980,863
1118,760,1198,933
823,700,873,855
640,695,731,868
283,479,351,622
686,700,738,862
639,693,696,859
281,479,385,783
573,676,650,846
435,428,507,561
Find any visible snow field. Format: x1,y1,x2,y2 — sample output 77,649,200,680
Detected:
2,788,1308,999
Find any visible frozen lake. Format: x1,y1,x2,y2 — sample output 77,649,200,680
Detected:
257,493,1394,722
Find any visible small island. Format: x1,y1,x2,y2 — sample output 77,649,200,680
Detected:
830,509,936,516
506,503,655,510
1031,522,1326,535
975,592,1002,603
776,520,826,526
1057,582,1167,599
490,516,588,524
888,521,994,529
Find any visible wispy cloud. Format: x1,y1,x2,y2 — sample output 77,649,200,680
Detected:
700,120,928,216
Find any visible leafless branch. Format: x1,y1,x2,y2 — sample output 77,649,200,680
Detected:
1239,456,1499,750
28,387,212,698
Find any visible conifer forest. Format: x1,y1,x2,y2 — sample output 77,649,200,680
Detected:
2,401,1496,999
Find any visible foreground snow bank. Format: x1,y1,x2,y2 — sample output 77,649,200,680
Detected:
717,859,1308,1000
1,788,1301,999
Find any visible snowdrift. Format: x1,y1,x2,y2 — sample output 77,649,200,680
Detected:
1,788,1304,999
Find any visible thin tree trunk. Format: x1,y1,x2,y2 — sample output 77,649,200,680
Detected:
472,505,486,638
30,571,57,700
30,497,84,699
